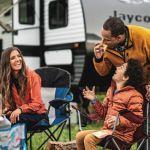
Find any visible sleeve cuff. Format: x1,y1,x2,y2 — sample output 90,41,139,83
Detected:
18,108,22,113
94,55,103,63
90,97,97,104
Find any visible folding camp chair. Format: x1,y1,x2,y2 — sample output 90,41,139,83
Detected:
27,67,73,150
72,99,150,150
0,122,27,150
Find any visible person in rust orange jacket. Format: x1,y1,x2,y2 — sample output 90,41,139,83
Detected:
93,16,150,150
0,47,48,131
76,58,145,150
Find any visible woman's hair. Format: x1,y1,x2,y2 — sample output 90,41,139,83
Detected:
0,47,27,107
0,94,2,116
103,17,125,38
124,58,145,88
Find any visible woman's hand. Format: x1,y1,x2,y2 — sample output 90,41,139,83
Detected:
3,107,12,116
107,115,120,128
9,108,22,124
82,86,95,101
145,84,150,101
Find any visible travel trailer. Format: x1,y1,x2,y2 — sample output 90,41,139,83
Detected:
0,0,150,111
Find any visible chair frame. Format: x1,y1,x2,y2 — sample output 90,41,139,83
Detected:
27,67,73,150
27,100,72,150
75,102,149,150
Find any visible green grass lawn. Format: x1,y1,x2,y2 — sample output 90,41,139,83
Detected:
27,122,137,150
27,93,137,150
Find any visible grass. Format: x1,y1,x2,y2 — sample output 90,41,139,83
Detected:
27,92,137,150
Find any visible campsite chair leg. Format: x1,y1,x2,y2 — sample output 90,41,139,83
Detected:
68,103,71,141
44,129,55,141
102,139,111,150
137,139,145,150
37,133,53,150
48,121,67,141
30,133,32,150
37,129,57,150
112,138,121,150
27,129,39,150
36,121,67,150
146,102,149,150
56,120,67,141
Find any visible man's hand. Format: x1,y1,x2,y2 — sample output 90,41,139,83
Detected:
107,115,120,128
9,108,22,124
94,42,105,59
82,86,95,101
145,84,150,101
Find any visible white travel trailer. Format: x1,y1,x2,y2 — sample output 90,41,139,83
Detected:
0,0,150,111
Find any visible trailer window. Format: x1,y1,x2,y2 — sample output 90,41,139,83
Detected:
19,0,35,25
49,0,68,29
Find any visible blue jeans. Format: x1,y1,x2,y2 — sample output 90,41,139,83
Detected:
7,113,47,129
14,113,47,129
7,113,47,144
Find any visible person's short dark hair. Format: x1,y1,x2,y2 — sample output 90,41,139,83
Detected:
124,58,145,88
103,17,125,38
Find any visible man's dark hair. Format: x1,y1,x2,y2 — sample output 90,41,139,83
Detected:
103,17,125,38
124,58,145,88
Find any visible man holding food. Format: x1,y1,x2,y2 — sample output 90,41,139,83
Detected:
93,16,150,149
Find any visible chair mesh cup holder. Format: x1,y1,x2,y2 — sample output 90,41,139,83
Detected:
59,103,68,116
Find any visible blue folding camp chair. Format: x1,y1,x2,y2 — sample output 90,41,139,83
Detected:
27,67,73,150
0,122,27,150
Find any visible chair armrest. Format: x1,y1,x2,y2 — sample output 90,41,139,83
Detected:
111,106,150,136
119,108,146,124
49,99,71,109
72,105,102,131
49,92,73,109
72,105,102,120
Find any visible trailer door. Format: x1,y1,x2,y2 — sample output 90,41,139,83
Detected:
12,0,40,70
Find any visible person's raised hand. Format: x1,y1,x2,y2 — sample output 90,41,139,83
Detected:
9,108,21,124
82,86,95,101
145,84,150,101
94,42,105,59
107,115,120,128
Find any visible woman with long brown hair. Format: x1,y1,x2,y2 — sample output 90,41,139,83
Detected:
0,47,47,130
